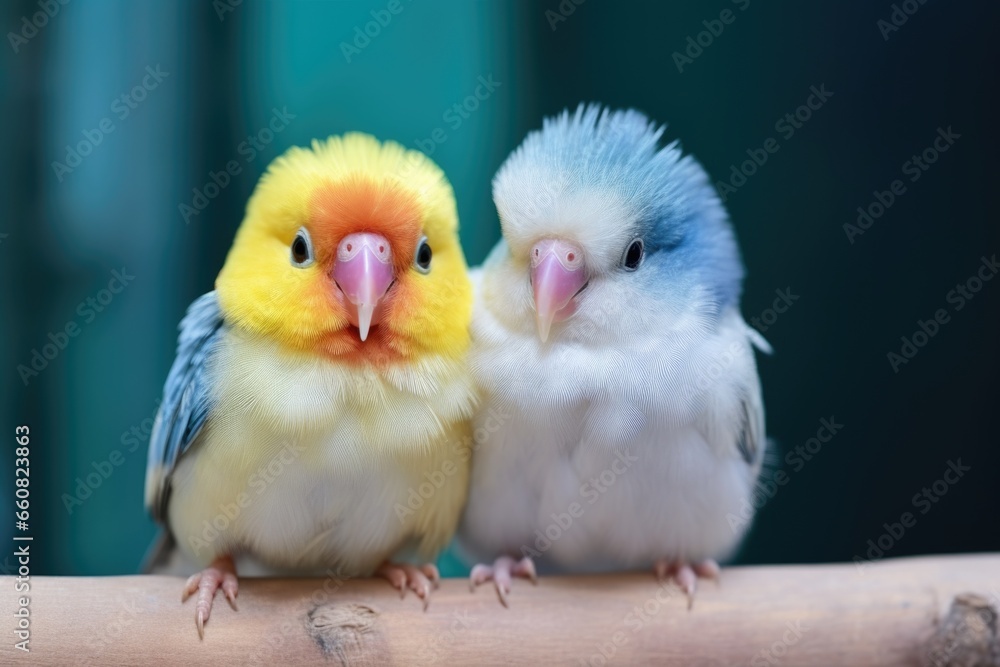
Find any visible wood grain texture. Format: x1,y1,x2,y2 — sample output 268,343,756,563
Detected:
2,554,999,666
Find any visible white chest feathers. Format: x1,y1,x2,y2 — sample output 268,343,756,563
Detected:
460,299,765,571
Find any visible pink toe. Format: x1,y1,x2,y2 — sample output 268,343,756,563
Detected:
694,560,720,580
470,563,494,587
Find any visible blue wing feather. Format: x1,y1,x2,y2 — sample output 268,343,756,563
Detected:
144,291,225,524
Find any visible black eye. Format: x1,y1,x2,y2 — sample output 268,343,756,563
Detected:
290,228,314,267
414,236,432,273
622,239,644,271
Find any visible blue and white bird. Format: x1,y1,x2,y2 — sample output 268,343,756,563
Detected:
458,104,770,605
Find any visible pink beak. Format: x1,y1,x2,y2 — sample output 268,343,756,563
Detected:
333,232,394,341
531,238,587,342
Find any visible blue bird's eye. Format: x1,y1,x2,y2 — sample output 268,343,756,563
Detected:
622,239,644,271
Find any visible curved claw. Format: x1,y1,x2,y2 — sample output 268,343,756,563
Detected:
515,557,538,585
693,560,720,581
376,562,438,611
468,556,537,607
421,563,441,590
653,558,719,610
180,555,239,640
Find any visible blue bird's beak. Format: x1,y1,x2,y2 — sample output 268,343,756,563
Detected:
530,238,587,342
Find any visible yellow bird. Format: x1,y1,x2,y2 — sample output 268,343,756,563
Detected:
144,133,475,636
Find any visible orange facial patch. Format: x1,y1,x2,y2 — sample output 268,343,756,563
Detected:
304,176,426,365
309,177,423,273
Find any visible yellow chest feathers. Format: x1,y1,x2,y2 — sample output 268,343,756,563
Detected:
204,328,477,463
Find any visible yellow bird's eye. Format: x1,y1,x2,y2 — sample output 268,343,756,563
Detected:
414,235,432,274
291,227,314,267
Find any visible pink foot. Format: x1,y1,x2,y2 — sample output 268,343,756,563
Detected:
469,556,537,607
376,562,440,610
181,555,239,639
654,558,719,609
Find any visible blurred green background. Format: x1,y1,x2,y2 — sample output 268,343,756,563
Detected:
1,0,997,577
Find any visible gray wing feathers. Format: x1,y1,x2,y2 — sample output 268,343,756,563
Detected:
734,329,767,466
735,386,765,466
144,291,225,524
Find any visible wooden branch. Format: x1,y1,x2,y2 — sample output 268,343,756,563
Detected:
3,554,999,666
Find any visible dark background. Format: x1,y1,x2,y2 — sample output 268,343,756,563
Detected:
1,0,997,576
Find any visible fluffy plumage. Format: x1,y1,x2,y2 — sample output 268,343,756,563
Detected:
216,133,472,364
144,134,475,629
459,105,768,590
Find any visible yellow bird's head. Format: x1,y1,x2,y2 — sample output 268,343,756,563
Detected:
216,133,472,366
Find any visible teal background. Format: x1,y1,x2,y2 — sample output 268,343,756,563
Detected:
1,0,997,577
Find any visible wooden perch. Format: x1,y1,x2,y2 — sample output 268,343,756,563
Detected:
3,554,999,666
